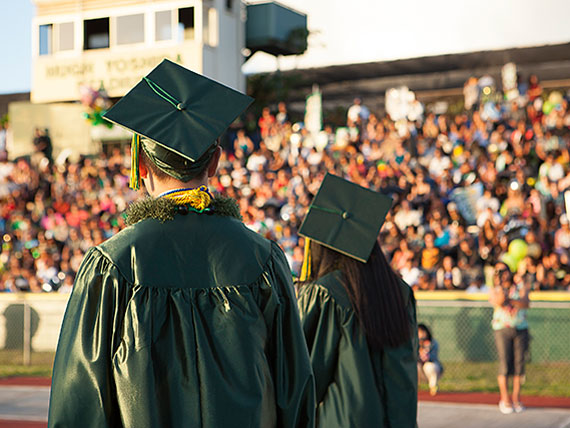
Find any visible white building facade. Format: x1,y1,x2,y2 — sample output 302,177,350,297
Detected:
7,0,246,160
31,0,247,103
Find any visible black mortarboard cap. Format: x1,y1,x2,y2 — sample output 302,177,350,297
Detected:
298,173,393,263
103,59,253,162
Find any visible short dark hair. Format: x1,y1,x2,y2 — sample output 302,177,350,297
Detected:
140,146,212,183
140,147,171,181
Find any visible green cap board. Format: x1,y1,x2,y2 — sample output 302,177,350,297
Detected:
298,173,393,263
103,58,254,163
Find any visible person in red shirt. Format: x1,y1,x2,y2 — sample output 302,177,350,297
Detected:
258,106,275,139
64,204,89,228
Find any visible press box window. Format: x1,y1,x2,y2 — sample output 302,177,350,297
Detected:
203,8,218,47
84,17,109,50
58,22,74,51
39,24,53,55
116,14,145,45
155,10,172,41
178,7,195,40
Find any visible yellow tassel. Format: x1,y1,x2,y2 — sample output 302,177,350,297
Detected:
300,238,311,281
129,134,141,190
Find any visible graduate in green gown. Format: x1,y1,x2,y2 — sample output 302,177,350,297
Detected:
296,173,418,428
48,59,315,428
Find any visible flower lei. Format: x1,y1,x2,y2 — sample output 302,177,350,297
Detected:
124,188,241,226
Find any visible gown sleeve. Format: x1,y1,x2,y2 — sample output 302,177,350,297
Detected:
296,283,341,407
381,285,419,428
48,248,129,428
260,241,316,428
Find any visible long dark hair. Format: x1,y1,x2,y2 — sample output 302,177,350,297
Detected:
305,240,411,350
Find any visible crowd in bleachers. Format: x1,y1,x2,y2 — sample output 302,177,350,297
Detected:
1,74,570,292
0,147,136,292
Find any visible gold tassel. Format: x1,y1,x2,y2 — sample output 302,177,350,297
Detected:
300,238,311,281
130,133,141,190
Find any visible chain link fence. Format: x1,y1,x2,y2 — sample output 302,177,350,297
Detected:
417,293,570,396
0,293,568,397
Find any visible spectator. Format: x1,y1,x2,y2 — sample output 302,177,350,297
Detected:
436,255,463,290
432,222,451,249
476,188,500,217
489,261,530,414
428,148,451,178
400,257,421,288
527,74,542,102
463,77,480,111
465,274,489,293
392,239,414,271
32,128,53,164
417,323,444,396
233,129,254,159
346,97,370,128
421,232,441,276
518,256,539,291
554,214,570,251
393,200,422,231
257,106,275,139
275,101,289,125
457,237,483,285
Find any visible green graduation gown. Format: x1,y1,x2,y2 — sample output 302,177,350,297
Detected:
48,211,315,428
297,271,418,428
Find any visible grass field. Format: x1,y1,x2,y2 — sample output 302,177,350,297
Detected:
0,351,568,397
419,361,570,397
0,351,54,378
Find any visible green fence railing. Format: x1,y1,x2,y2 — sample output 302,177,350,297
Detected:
416,291,570,396
0,292,568,396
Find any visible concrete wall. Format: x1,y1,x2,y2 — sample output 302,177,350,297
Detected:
8,101,94,161
202,0,246,92
0,294,69,352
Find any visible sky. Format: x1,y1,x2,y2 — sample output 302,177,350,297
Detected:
0,0,34,94
243,0,570,73
1,0,570,94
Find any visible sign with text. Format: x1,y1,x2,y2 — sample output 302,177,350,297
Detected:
32,43,202,103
